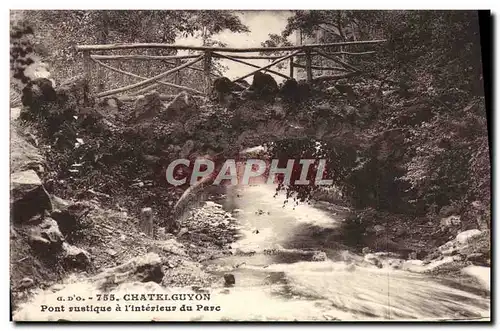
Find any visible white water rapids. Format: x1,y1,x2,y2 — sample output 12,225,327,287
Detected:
13,184,490,321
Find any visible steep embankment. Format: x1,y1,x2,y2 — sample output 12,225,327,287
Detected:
10,87,490,321
9,103,242,313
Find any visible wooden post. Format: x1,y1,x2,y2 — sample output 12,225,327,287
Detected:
305,49,313,83
175,58,182,85
97,13,109,93
203,51,212,94
83,50,91,105
289,56,294,79
97,58,105,93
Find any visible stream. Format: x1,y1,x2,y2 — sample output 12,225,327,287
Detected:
200,184,491,321
12,184,490,322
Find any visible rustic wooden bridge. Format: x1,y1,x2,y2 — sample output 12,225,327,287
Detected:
76,39,385,103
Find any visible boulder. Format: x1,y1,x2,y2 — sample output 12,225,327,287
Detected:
92,253,164,286
10,125,45,174
461,266,490,291
11,169,43,199
402,255,467,273
249,72,278,100
158,239,188,257
165,91,191,119
28,235,51,248
177,227,189,237
61,242,91,270
11,170,52,223
55,75,88,107
21,78,56,110
224,274,235,286
364,253,383,268
440,215,461,230
97,97,121,113
132,91,165,122
50,202,91,236
437,229,485,257
278,78,300,102
311,251,328,261
18,277,34,289
438,240,456,256
50,195,71,210
28,218,64,251
456,229,482,244
39,218,64,244
440,229,490,265
211,77,239,102
466,252,486,263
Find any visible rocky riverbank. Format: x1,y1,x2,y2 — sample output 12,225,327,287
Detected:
9,85,490,320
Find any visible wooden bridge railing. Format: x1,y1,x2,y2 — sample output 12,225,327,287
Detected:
75,39,386,103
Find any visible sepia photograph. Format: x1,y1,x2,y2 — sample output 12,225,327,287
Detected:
9,9,491,322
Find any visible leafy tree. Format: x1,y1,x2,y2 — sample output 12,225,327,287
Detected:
258,33,293,70
16,10,249,92
265,10,489,226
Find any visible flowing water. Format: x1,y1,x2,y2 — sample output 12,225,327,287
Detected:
13,184,490,322
201,183,491,321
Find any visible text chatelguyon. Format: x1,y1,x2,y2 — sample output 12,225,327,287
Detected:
165,158,333,186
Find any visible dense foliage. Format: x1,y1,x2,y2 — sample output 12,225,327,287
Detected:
12,10,490,232
267,10,489,228
14,10,249,92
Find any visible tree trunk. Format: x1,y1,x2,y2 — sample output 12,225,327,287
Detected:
305,50,313,83
97,11,109,93
203,52,212,94
83,50,91,105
